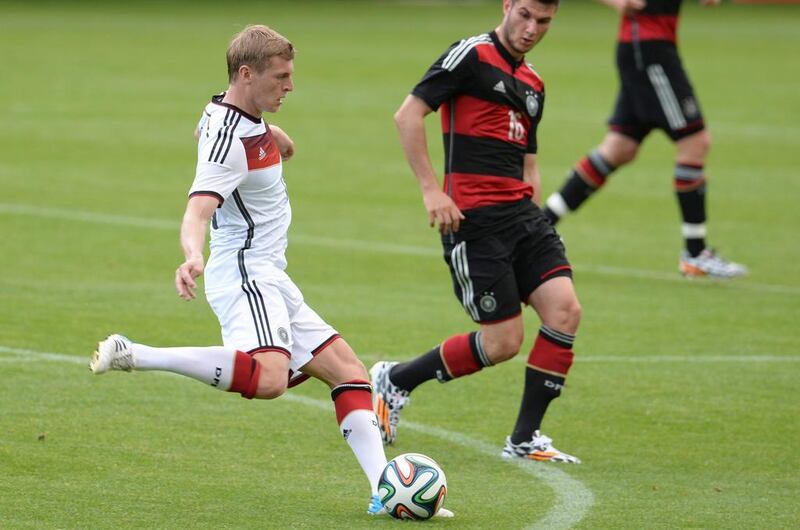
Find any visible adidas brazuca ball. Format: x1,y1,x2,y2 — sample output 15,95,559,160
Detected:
378,453,447,520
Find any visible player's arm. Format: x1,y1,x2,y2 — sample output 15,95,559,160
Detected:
523,154,542,207
394,94,465,233
598,0,645,15
699,0,721,6
269,124,295,161
176,195,218,301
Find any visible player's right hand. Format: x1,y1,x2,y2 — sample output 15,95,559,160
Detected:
175,256,205,301
423,189,465,234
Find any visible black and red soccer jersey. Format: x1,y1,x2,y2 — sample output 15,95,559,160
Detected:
412,31,545,214
618,0,683,44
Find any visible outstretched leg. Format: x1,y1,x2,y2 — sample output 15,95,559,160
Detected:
90,334,289,399
543,132,639,224
372,316,524,445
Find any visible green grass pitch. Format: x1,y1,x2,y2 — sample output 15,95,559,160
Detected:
1,1,798,528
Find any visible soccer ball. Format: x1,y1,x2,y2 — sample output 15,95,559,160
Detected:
378,453,447,520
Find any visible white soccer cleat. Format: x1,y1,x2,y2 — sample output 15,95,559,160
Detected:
369,361,410,445
90,334,135,374
679,248,748,279
502,430,581,464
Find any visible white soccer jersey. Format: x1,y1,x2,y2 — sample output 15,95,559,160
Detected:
190,94,291,291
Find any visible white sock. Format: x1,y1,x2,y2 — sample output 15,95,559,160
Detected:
339,409,388,494
131,343,238,390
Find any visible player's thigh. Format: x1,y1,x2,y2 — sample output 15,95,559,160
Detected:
275,276,355,386
514,215,575,312
443,232,521,324
299,337,368,388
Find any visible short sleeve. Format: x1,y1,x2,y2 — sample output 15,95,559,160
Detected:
411,39,478,111
526,90,545,154
189,137,248,205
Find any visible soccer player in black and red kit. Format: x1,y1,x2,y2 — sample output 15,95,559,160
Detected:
543,0,747,278
371,0,581,463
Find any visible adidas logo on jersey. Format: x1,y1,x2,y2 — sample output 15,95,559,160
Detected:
258,146,267,160
493,81,506,94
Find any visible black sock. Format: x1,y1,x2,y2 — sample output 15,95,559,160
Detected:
544,150,616,224
675,163,707,257
510,369,565,444
389,346,450,392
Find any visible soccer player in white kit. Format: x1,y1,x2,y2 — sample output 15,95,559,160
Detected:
89,25,417,516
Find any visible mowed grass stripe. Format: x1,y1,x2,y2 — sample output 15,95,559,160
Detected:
3,346,797,365
3,202,799,296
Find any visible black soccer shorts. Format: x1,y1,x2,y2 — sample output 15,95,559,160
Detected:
441,214,572,324
609,43,706,142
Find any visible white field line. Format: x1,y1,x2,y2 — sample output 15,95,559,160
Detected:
3,202,799,296
2,345,593,530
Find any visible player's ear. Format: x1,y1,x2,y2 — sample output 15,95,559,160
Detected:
238,64,251,82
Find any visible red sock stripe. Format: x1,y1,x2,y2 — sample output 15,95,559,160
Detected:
441,333,481,378
577,157,606,187
242,361,261,400
528,334,574,376
333,380,373,424
229,350,254,395
674,178,706,191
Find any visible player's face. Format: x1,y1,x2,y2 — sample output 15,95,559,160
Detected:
251,56,294,114
500,0,557,59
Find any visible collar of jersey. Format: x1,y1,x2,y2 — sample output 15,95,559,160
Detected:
489,31,525,71
210,93,262,124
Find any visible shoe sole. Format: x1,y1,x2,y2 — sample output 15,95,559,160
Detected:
369,362,396,445
374,394,394,445
502,450,580,464
680,263,708,277
680,262,747,279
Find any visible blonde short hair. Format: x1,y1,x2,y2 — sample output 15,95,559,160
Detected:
227,25,295,82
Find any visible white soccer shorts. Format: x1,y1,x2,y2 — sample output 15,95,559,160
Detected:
206,271,338,385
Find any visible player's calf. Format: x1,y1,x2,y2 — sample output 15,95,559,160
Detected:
90,335,273,400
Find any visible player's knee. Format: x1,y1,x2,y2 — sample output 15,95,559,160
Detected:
484,330,523,363
546,299,582,334
678,130,711,162
615,144,638,165
599,136,638,166
698,130,712,157
255,375,288,400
